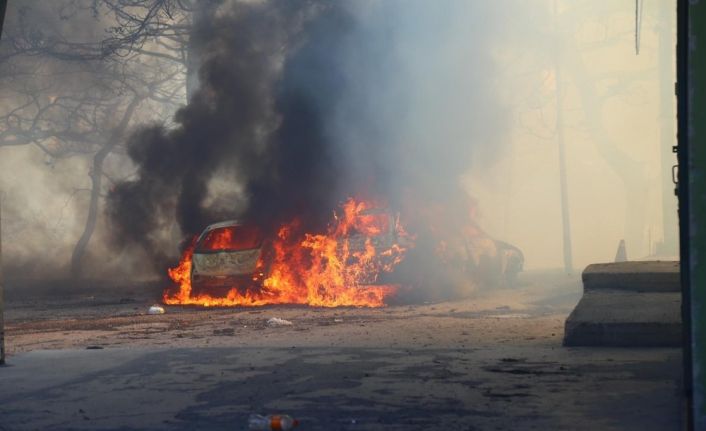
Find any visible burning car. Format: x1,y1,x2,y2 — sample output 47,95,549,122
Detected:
190,221,266,294
190,206,406,294
165,196,521,307
164,198,407,307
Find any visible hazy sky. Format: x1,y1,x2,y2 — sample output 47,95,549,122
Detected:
465,0,676,269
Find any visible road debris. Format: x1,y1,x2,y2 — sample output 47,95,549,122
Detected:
266,317,293,327
249,414,299,430
148,305,166,315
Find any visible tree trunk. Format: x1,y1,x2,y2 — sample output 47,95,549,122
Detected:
554,2,574,274
566,47,649,258
70,96,143,279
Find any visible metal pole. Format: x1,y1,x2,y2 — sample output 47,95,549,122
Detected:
554,1,573,275
681,0,706,426
556,67,573,275
675,0,691,423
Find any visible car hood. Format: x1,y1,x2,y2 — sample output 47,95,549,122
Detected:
192,248,261,277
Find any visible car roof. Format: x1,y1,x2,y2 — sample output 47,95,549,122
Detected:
201,220,243,233
358,207,390,215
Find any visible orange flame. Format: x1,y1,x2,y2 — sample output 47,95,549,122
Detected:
163,198,411,307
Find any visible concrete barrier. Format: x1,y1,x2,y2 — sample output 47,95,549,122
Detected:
564,261,681,347
583,261,680,293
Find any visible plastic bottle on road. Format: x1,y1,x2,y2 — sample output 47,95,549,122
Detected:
248,414,299,430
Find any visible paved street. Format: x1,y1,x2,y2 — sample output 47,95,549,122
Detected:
0,271,685,430
0,345,683,431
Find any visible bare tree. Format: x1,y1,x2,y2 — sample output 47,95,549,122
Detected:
559,1,658,257
0,0,198,277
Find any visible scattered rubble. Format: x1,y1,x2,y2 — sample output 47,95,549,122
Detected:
267,317,293,327
148,305,166,315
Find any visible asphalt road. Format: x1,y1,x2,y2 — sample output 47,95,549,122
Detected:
0,345,682,431
0,270,685,430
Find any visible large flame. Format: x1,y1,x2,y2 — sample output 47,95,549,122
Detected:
163,198,410,307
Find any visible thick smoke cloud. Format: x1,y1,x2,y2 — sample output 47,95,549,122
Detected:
324,1,508,210
0,0,678,282
108,1,331,263
108,0,509,279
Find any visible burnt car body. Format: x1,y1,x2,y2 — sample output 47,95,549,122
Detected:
190,210,523,295
190,221,265,293
465,238,524,287
190,209,405,293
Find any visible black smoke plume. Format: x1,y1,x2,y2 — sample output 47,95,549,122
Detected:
108,1,341,264
108,0,509,286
